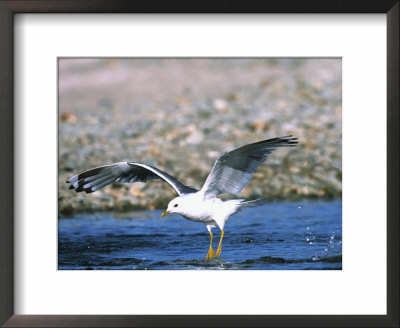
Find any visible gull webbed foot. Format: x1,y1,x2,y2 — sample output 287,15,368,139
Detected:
205,248,216,259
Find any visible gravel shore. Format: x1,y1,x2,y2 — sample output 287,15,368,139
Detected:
58,58,342,214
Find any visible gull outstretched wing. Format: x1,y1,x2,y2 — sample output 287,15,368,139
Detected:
66,162,197,195
199,136,298,199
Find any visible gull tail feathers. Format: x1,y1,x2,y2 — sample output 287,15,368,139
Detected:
238,198,269,211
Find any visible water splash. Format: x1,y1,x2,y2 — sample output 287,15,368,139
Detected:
316,231,342,259
303,220,316,245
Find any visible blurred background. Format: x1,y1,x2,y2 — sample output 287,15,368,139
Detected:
58,58,342,215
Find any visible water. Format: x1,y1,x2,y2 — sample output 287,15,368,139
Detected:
58,200,342,270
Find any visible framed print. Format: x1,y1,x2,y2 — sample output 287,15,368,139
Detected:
1,1,398,327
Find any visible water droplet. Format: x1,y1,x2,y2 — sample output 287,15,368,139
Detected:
312,255,319,261
306,227,310,230
309,242,313,245
298,205,302,209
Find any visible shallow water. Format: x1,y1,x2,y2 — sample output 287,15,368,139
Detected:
58,200,342,270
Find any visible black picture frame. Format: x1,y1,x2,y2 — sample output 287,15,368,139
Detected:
0,1,398,327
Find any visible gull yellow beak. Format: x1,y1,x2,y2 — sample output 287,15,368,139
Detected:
161,210,170,217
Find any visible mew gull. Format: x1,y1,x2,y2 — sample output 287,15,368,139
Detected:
67,136,298,259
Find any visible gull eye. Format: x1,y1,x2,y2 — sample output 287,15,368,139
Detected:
174,204,178,208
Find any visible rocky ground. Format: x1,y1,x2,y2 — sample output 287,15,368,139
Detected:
58,58,342,215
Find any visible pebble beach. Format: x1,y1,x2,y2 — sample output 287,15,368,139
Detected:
58,58,342,215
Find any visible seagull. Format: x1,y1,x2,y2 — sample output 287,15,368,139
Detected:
66,136,298,259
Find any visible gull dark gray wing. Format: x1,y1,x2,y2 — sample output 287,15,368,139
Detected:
66,162,197,195
200,136,298,199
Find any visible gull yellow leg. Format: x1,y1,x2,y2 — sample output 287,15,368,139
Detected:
205,231,216,259
215,230,224,257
